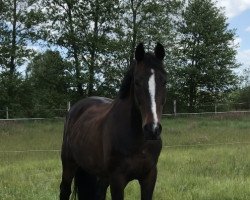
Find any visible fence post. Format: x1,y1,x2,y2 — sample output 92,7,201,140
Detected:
173,100,176,116
215,103,217,114
6,107,9,119
67,101,71,112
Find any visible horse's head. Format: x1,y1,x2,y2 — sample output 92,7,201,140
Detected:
133,43,167,140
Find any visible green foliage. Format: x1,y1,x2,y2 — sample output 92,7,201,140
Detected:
41,0,182,97
0,72,33,118
0,0,47,117
41,0,121,97
233,86,250,109
174,0,239,112
242,68,250,86
0,0,243,117
25,50,72,117
0,0,45,71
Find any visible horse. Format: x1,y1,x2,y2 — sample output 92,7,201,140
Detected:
59,42,167,200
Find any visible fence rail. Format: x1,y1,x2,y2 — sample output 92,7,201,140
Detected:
162,110,250,117
0,111,250,121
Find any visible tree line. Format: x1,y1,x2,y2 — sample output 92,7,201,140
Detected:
0,0,249,118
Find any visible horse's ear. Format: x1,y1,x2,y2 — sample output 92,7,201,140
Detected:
154,42,165,61
135,43,145,62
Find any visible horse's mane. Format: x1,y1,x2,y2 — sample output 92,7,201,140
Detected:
118,63,134,99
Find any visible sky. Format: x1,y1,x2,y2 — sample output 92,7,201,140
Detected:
216,0,250,75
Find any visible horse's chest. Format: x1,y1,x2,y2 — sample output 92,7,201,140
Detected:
122,148,161,178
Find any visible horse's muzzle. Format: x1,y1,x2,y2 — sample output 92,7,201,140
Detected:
143,123,162,140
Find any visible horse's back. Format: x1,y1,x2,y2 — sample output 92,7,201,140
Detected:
64,97,111,128
69,97,112,121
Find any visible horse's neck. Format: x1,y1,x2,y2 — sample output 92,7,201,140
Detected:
113,95,143,134
130,98,143,132
110,97,144,154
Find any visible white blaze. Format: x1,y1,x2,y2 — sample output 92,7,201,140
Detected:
148,69,158,129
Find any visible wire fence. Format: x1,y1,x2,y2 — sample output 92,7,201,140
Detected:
164,101,250,116
1,102,249,187
0,103,250,154
1,141,250,154
0,149,61,153
0,102,70,119
1,101,250,120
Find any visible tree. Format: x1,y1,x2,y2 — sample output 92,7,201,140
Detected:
26,50,72,116
41,0,83,97
231,67,250,110
103,0,182,100
42,0,119,97
237,86,250,104
176,0,239,112
40,0,182,99
0,70,36,118
0,0,45,107
243,68,250,86
114,0,181,67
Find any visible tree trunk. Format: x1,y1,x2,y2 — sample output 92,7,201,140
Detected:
8,0,17,102
87,0,99,96
188,36,199,113
67,2,83,97
129,0,138,67
188,79,196,113
10,0,17,75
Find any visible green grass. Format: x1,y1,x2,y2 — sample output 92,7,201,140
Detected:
0,120,62,200
0,116,250,199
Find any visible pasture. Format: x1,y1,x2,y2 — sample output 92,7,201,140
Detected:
0,115,250,200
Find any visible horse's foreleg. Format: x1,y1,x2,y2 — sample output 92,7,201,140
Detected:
95,178,109,200
139,167,157,200
59,162,77,200
110,175,127,200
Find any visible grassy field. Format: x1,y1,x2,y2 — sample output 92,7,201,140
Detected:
0,115,250,200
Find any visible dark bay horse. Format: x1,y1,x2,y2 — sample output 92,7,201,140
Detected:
60,43,167,200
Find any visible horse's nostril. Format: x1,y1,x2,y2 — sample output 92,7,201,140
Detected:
157,123,162,134
143,123,162,140
154,123,162,136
